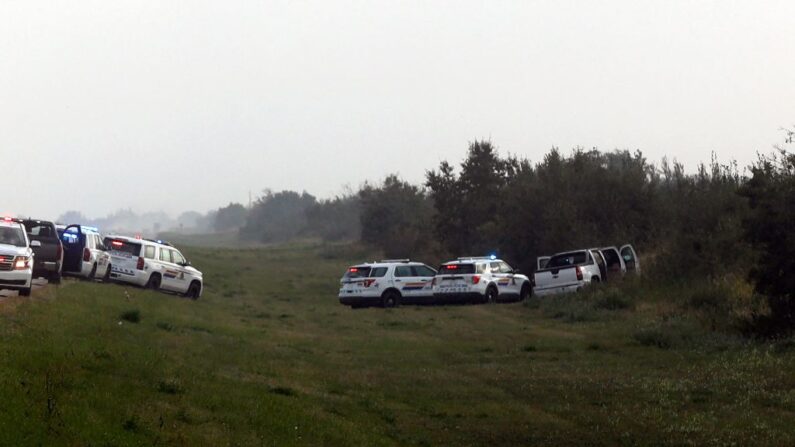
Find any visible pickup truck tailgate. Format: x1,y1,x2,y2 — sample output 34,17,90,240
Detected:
533,267,580,292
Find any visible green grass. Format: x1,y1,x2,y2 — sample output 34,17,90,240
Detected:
0,243,793,446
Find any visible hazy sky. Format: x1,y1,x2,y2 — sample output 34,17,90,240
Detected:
2,1,793,219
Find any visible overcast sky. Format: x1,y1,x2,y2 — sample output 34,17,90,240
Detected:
2,0,793,219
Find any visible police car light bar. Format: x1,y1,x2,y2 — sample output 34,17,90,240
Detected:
456,255,498,261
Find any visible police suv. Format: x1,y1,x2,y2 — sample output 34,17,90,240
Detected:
0,217,35,296
104,236,203,299
338,259,437,308
433,256,532,303
58,225,112,280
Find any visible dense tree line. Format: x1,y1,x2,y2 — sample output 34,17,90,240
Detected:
228,136,792,335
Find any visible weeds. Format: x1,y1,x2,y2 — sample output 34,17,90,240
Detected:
120,309,141,323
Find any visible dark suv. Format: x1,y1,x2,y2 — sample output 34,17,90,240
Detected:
22,219,63,283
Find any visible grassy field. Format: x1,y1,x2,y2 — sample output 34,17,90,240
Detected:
1,243,794,446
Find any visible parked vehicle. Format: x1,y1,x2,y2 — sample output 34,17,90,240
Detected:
533,249,604,297
59,225,112,280
433,256,532,303
104,236,203,299
0,217,35,296
338,259,437,308
22,219,63,283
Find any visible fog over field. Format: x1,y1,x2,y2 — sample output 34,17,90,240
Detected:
2,1,794,219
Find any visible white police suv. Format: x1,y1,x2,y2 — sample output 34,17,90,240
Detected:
0,217,35,296
433,256,531,303
104,236,203,299
338,259,437,308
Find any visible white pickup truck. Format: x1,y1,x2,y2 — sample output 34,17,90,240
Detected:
533,249,606,297
534,245,640,297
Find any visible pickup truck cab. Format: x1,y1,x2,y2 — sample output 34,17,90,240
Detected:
0,218,35,296
338,259,437,308
433,256,532,303
23,219,63,283
105,236,203,299
59,225,112,280
533,249,604,297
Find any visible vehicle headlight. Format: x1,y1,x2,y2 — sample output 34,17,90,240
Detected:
14,256,31,270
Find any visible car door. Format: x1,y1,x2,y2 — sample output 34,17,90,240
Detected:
60,225,85,274
394,265,423,304
411,264,437,302
94,235,111,278
157,247,179,291
169,249,191,293
499,261,522,296
620,244,641,275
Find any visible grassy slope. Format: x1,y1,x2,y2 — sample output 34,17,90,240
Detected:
0,243,793,446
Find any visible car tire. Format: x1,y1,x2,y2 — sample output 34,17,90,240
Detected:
50,273,61,285
520,283,531,301
103,265,112,282
184,281,201,300
146,274,161,291
88,263,97,280
485,286,498,304
20,287,31,297
382,290,400,308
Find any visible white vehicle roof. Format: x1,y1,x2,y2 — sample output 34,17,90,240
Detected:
349,259,425,268
105,235,177,250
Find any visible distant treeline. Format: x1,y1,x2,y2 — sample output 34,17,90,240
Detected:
226,137,795,336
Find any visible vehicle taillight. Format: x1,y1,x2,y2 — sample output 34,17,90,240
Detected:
137,257,145,270
472,275,481,285
576,266,583,281
56,243,63,260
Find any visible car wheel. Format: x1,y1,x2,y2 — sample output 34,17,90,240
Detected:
89,263,97,280
184,281,201,300
103,265,112,282
485,286,498,304
146,274,161,291
20,287,31,297
382,290,400,308
520,284,531,301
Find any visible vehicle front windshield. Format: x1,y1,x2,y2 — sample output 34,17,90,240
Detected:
0,226,27,247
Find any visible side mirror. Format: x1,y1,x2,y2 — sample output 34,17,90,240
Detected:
30,240,42,248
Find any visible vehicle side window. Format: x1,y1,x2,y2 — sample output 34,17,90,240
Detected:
159,248,172,263
412,265,436,277
394,266,412,277
370,267,388,278
172,250,186,265
477,263,487,274
499,262,513,273
489,262,501,273
144,246,156,259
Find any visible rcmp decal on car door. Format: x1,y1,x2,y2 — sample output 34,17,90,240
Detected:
401,280,430,291
163,269,185,280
